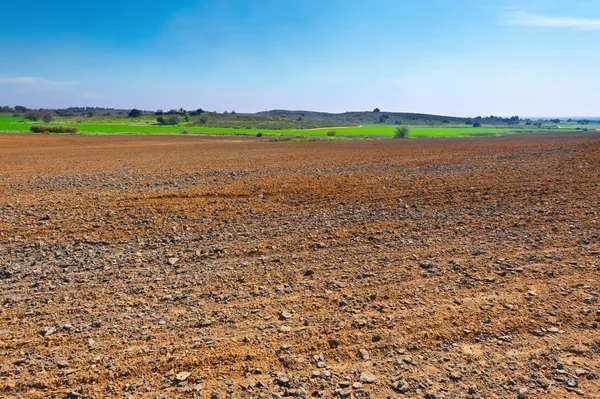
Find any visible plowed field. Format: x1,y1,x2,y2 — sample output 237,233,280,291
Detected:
1,133,599,399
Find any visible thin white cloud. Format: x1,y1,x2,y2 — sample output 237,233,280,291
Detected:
0,75,75,90
503,11,600,30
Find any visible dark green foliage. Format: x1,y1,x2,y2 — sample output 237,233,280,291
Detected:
473,122,481,127
256,132,263,137
14,105,27,113
30,125,79,133
167,114,181,125
373,108,380,113
25,111,41,121
128,109,142,118
393,126,410,138
42,113,53,123
327,131,336,136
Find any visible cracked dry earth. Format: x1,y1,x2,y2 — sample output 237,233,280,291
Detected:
0,133,599,399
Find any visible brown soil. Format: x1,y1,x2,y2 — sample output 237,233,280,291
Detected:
0,133,599,399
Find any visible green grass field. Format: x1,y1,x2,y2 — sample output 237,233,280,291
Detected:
0,114,594,138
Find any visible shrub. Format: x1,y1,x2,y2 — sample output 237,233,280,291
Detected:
327,131,336,137
42,113,53,123
180,127,191,135
128,109,142,118
256,132,263,137
167,114,181,125
473,122,481,127
25,111,41,121
393,126,410,139
30,125,79,134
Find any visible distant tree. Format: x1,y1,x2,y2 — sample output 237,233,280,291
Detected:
393,126,409,138
378,114,389,123
42,113,53,123
373,108,381,113
2,105,13,113
87,111,95,117
157,116,165,125
166,114,181,125
184,114,189,122
155,110,164,116
14,105,27,113
473,122,481,127
550,119,560,124
128,109,142,118
25,111,41,121
199,116,208,124
475,116,482,120
465,120,473,125
231,110,236,115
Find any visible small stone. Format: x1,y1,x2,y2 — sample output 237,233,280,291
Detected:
280,344,292,350
392,380,410,393
225,379,234,386
55,359,69,369
547,327,559,333
359,371,377,383
565,378,578,388
518,387,528,398
279,310,292,320
574,369,587,376
275,374,291,387
419,261,434,269
358,349,370,360
449,371,463,381
40,327,56,337
174,371,191,383
168,257,179,266
352,382,363,389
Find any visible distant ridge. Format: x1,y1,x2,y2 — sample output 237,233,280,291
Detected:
255,110,471,126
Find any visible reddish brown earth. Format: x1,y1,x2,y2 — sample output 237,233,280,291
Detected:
0,133,599,399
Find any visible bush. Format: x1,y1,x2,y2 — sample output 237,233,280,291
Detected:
393,126,409,139
42,113,53,123
167,114,181,125
30,125,79,134
256,132,263,137
180,127,191,135
473,122,481,127
128,109,142,118
327,131,336,137
25,111,41,121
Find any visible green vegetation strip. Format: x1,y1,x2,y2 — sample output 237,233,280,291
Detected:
0,114,587,138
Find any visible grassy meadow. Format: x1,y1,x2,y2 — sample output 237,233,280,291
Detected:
0,113,594,138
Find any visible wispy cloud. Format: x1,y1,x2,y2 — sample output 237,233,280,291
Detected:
502,11,600,31
0,75,75,90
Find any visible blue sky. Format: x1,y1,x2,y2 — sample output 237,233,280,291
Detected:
1,0,599,116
